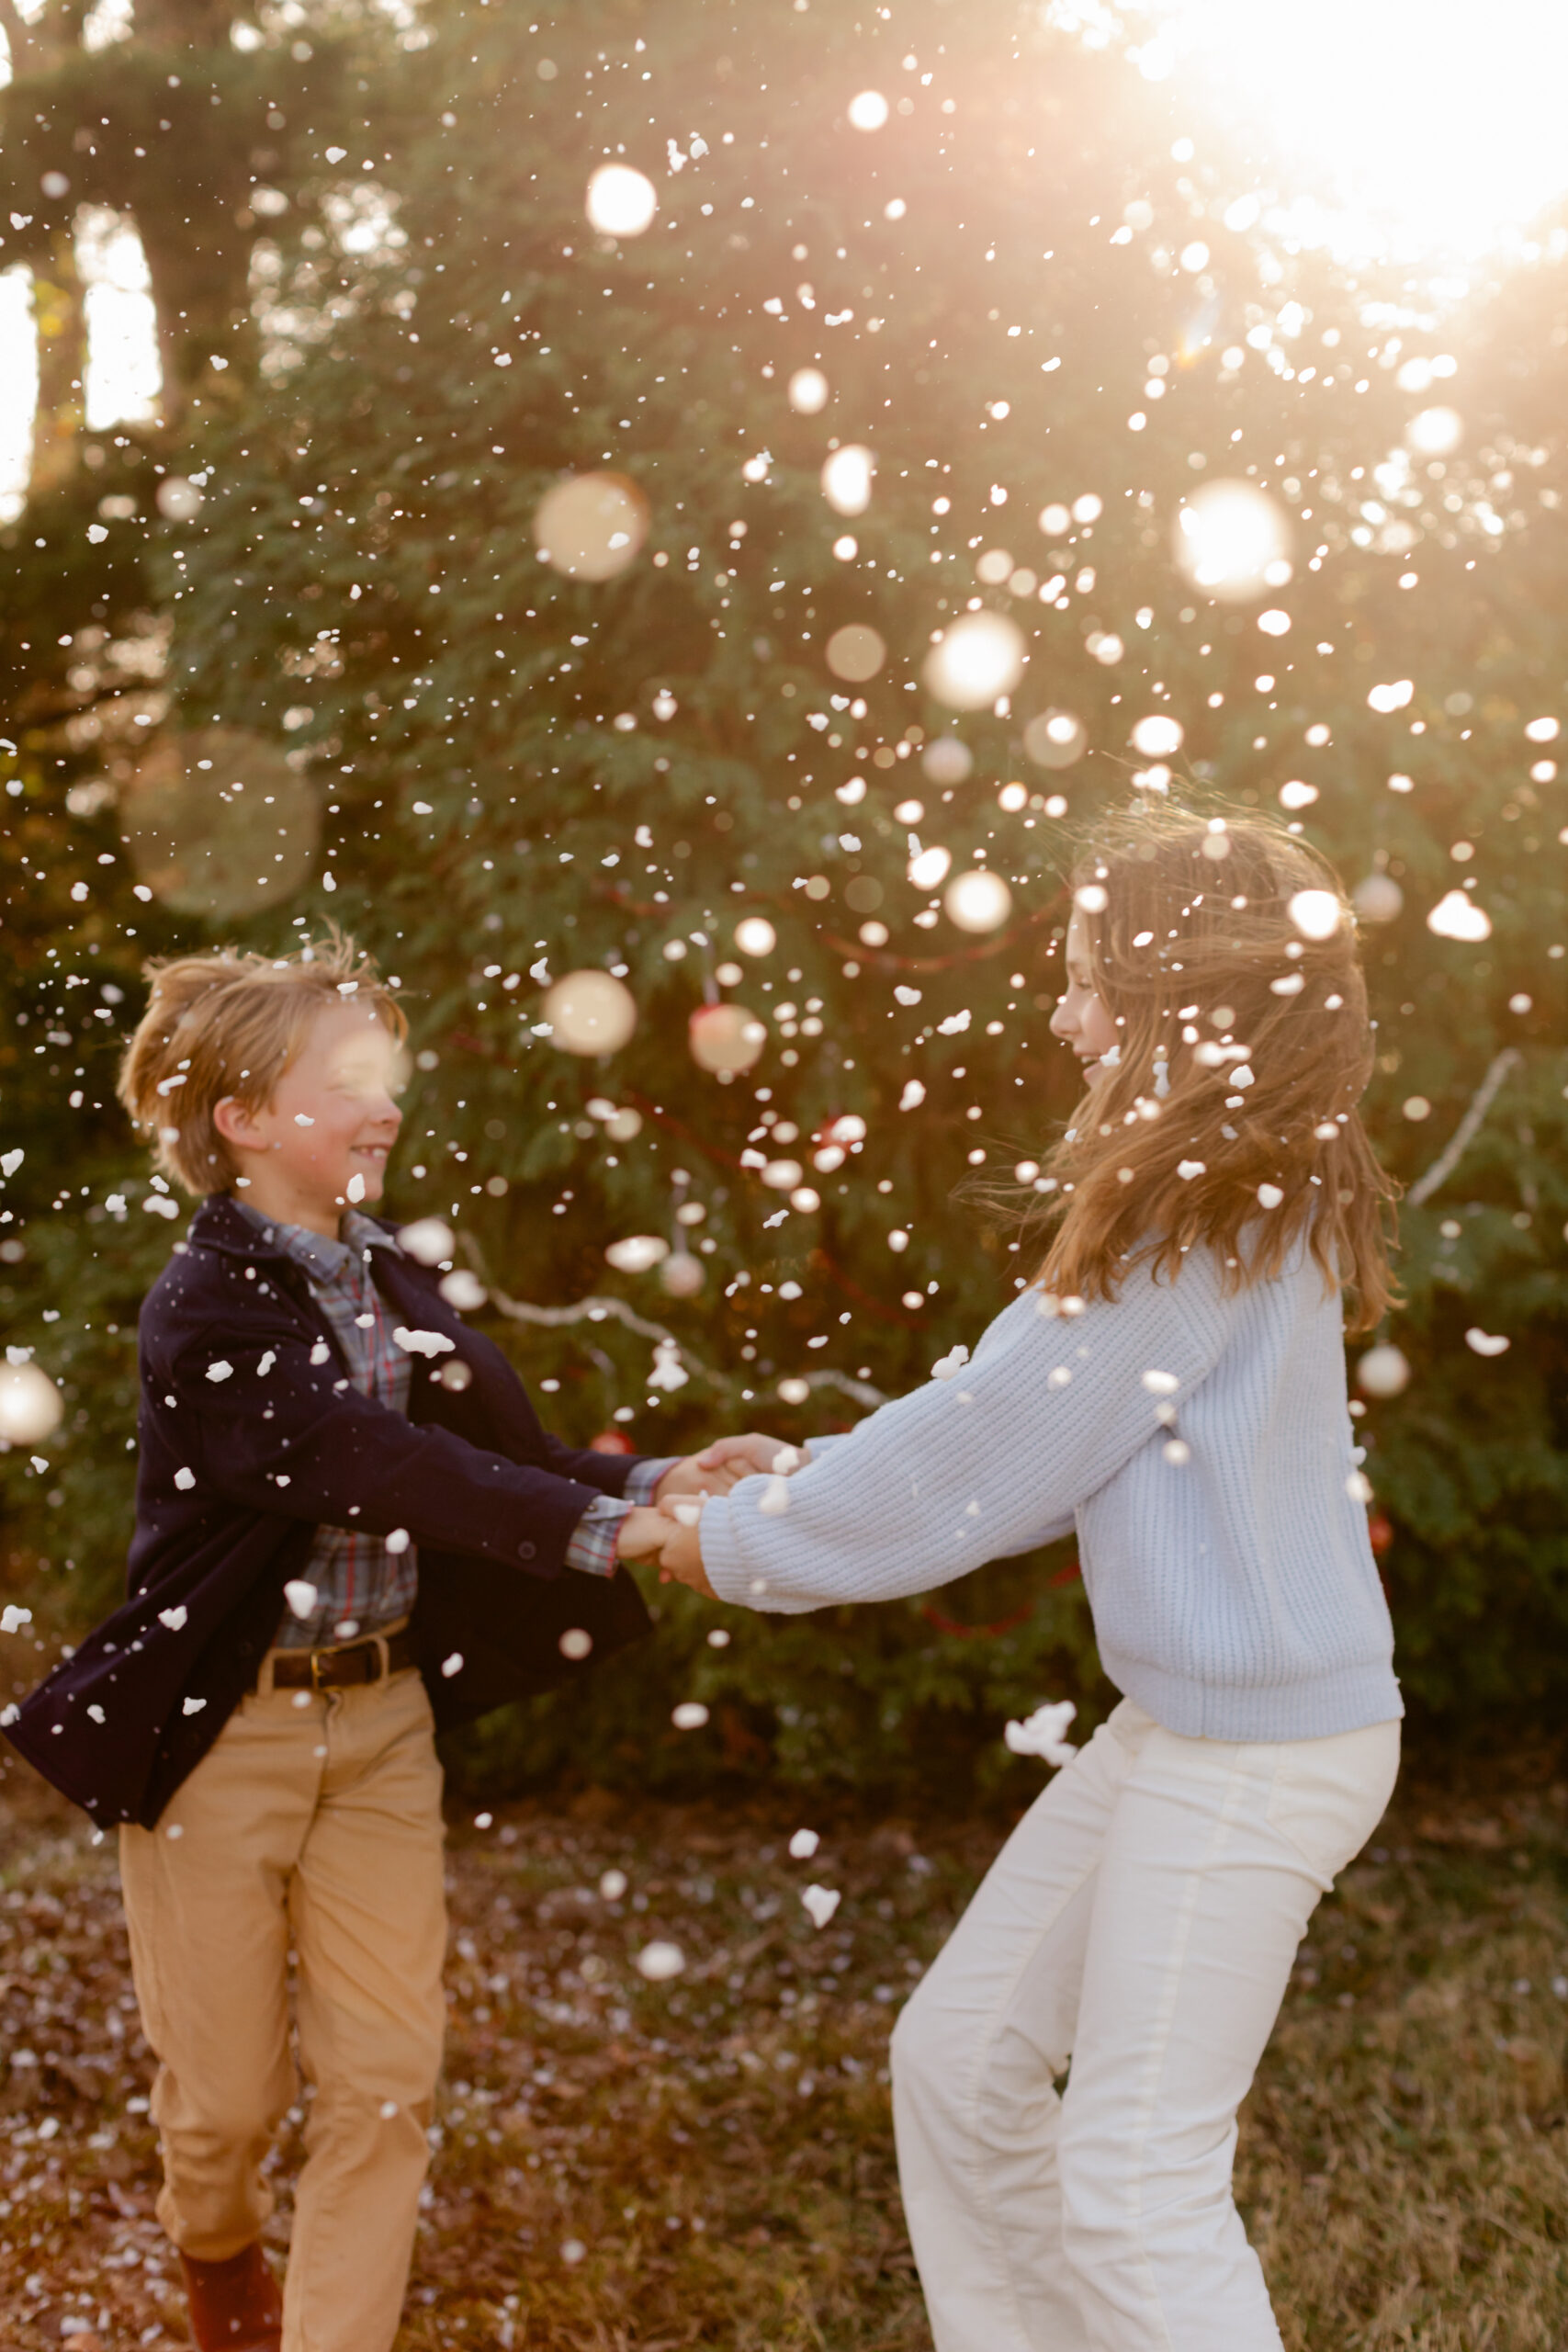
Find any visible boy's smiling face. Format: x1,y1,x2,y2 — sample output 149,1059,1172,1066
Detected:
214,1001,409,1237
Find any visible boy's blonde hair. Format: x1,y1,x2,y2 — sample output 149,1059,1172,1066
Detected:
117,931,407,1197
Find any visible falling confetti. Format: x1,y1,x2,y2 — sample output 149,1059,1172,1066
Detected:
1003,1699,1078,1763
800,1884,841,1928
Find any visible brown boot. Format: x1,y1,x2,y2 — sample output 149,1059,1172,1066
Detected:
178,2243,283,2351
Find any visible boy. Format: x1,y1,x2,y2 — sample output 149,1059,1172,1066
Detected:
6,934,761,2352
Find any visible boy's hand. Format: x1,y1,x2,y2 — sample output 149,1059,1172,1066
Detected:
690,1430,798,1482
654,1433,789,1504
615,1506,681,1565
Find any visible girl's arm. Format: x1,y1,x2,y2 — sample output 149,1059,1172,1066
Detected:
696,1263,1232,1614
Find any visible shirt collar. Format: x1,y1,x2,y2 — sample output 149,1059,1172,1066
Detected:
232,1199,402,1284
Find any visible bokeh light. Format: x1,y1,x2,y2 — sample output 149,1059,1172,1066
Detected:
1023,708,1086,768
543,969,638,1055
821,445,874,516
1175,479,1291,600
120,726,319,921
1288,888,1343,941
585,164,658,236
923,611,1025,709
1130,714,1184,758
921,737,973,785
1427,889,1492,942
689,1003,767,1074
788,367,829,414
1405,406,1463,457
945,869,1014,933
825,623,886,682
847,90,889,130
734,916,777,957
533,471,649,581
0,1361,63,1444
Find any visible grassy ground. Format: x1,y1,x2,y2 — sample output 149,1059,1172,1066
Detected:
0,1759,1563,2350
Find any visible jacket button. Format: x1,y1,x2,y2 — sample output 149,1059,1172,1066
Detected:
518,1540,536,1560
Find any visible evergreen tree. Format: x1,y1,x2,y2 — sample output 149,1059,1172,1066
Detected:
3,0,1562,1797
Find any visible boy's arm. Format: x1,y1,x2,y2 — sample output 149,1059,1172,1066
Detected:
154,1319,623,1579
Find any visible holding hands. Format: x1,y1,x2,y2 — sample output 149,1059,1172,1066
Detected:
618,1430,807,1597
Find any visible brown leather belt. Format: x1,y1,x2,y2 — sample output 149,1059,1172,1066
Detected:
268,1625,419,1691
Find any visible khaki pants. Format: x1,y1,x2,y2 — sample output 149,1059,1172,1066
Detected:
118,1664,447,2352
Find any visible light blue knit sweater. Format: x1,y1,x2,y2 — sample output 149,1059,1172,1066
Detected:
701,1241,1402,1743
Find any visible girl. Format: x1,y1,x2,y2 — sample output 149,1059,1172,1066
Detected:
642,804,1403,2352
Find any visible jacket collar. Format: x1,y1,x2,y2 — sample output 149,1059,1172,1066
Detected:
187,1192,403,1265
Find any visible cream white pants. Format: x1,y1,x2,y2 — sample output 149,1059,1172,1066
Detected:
891,1698,1401,2352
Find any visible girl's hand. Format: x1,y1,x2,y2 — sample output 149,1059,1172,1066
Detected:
693,1430,797,1481
653,1509,716,1599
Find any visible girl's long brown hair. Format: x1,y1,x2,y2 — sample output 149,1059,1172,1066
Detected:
995,801,1399,1333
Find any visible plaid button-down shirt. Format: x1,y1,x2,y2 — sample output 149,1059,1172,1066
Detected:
239,1204,670,1650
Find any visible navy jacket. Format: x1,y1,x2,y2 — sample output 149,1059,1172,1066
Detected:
4,1195,652,1828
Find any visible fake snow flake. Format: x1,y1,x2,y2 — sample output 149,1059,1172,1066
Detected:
1163,1439,1191,1465
1427,889,1492,943
393,1327,457,1358
345,1173,367,1204
257,1351,276,1377
771,1444,803,1474
636,1940,686,1982
671,1499,704,1527
937,1009,972,1036
558,1628,593,1660
1346,1469,1374,1503
182,1696,207,1715
379,2100,400,2120
1,1604,34,1634
1357,1345,1411,1397
87,1704,106,1724
789,1828,821,1860
1176,1159,1207,1181
1142,1369,1179,1395
899,1079,926,1110
441,1652,464,1678
284,1580,319,1619
438,1269,486,1311
561,2239,588,2266
606,1235,670,1273
0,1149,22,1178
159,1605,188,1632
931,1344,970,1381
1257,1182,1284,1209
174,1467,197,1491
310,1341,333,1366
894,985,923,1007
671,1702,710,1730
1464,1329,1510,1356
399,1216,455,1266
801,1884,841,1929
757,1475,791,1515
600,1868,628,1900
206,1361,233,1384
385,1528,411,1555
1004,1699,1078,1764
649,1338,689,1392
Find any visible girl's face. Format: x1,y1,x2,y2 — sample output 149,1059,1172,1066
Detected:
1050,910,1121,1084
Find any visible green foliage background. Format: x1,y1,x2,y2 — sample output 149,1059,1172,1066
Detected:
1,0,1563,1804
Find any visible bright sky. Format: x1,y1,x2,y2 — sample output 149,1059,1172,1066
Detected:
7,1,1568,511
1082,0,1568,263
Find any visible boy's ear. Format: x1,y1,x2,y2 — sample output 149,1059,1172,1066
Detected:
213,1094,268,1151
